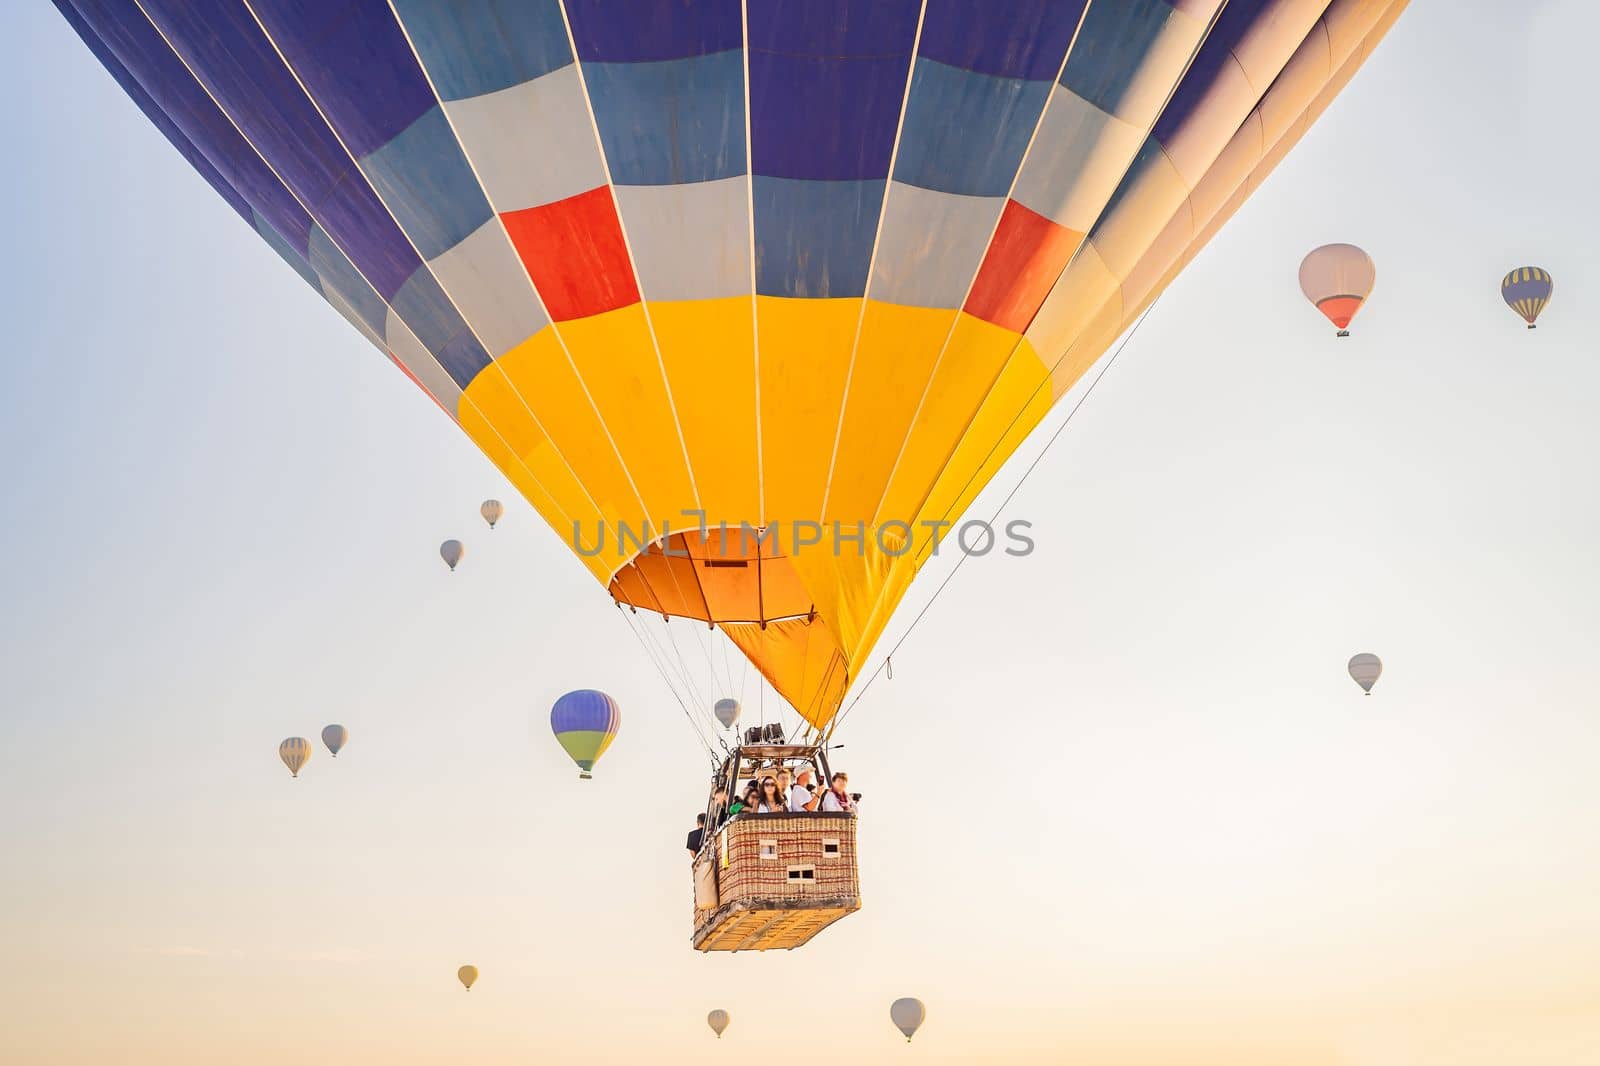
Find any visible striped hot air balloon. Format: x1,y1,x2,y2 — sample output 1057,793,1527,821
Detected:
55,0,1407,737
1501,266,1553,328
279,737,312,778
550,690,620,779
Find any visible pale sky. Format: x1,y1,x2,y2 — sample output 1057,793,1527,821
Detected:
3,2,1599,1064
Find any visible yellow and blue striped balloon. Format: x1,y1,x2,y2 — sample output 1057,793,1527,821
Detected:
1501,266,1553,328
550,690,620,779
278,736,312,778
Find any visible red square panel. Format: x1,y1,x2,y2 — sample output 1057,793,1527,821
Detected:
964,199,1083,334
502,185,640,322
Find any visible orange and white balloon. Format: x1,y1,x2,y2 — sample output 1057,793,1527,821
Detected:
1299,244,1375,337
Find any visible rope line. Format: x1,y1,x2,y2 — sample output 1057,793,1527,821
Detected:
623,612,703,740
621,607,719,762
818,0,1229,740
648,617,700,712
827,296,1160,739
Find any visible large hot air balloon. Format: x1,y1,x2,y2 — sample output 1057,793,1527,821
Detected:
321,724,348,757
713,698,741,731
480,499,504,528
279,737,311,778
551,690,620,779
890,997,925,1042
1348,652,1382,694
1501,267,1552,328
439,540,464,572
1299,244,1375,336
58,0,1406,744
457,965,478,991
706,1009,730,1039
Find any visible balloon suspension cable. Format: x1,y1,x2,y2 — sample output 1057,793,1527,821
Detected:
822,0,1223,745
666,615,718,720
737,650,750,718
692,622,722,703
618,604,719,764
658,614,698,704
713,627,736,698
639,611,701,713
827,296,1161,741
685,621,738,739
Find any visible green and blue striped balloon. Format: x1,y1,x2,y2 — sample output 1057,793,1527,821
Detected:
550,690,620,780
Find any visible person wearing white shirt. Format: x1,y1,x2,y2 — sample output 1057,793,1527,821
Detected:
819,771,855,813
788,767,821,812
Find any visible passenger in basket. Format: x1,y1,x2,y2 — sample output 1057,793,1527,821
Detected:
819,772,855,812
756,776,787,813
687,813,706,858
776,767,794,799
729,781,757,816
709,786,731,828
788,767,822,812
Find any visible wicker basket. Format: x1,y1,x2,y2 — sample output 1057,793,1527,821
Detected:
692,811,860,951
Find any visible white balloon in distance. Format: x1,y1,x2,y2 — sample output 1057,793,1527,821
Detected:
713,698,740,730
321,724,348,757
480,499,503,529
439,539,464,571
1348,653,1383,694
890,998,925,1041
706,1010,729,1038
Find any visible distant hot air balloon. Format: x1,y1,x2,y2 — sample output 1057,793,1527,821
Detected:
321,724,348,757
1501,267,1553,328
480,499,504,529
439,539,464,572
890,998,925,1042
1300,244,1376,336
457,965,478,991
279,737,311,778
706,1009,730,1039
1348,653,1383,694
550,690,620,779
713,698,741,731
